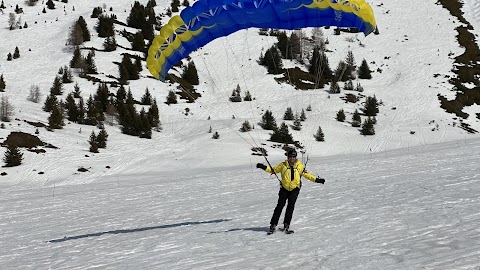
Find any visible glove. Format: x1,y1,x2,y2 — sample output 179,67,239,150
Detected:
315,177,325,184
256,163,267,170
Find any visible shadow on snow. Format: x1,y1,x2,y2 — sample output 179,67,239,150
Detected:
208,226,269,234
48,219,231,243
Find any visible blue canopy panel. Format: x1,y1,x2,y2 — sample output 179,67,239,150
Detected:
149,0,377,81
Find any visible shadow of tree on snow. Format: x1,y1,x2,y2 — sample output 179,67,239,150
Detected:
48,219,231,243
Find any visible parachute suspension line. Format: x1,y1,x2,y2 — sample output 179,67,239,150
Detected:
168,73,258,149
218,31,266,150
262,151,281,183
226,29,268,150
193,41,265,152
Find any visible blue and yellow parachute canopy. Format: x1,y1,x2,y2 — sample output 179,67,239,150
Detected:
147,0,377,81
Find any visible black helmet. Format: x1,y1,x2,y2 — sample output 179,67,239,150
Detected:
286,149,297,157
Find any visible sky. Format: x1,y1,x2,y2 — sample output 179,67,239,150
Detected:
0,0,480,269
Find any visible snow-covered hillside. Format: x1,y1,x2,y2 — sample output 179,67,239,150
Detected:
0,0,478,186
1,134,480,269
1,0,480,268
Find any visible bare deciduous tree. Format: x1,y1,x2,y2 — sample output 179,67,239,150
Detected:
68,22,83,46
0,96,14,122
8,13,16,30
28,84,42,103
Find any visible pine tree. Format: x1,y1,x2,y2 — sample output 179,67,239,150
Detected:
292,114,302,131
88,131,99,153
127,1,147,30
62,66,73,83
70,46,84,68
7,53,13,61
212,131,219,139
362,95,379,116
73,82,81,98
131,32,145,52
171,0,180,12
0,74,5,92
148,98,161,131
239,120,252,132
277,31,288,58
336,109,346,122
85,50,97,74
270,122,294,144
314,126,325,141
77,98,86,124
141,88,152,105
283,107,294,120
103,36,117,51
96,15,115,37
13,47,20,59
261,46,283,74
243,90,252,101
360,117,375,135
260,110,277,130
139,108,152,139
300,109,307,121
182,61,199,85
116,85,127,104
96,128,108,148
94,83,109,112
166,90,177,104
287,32,301,60
65,93,79,122
91,7,103,18
43,93,58,112
46,0,55,9
119,54,139,82
3,144,23,167
50,76,64,95
147,0,157,9
358,59,372,79
344,50,356,80
352,109,361,127
230,84,242,102
49,104,64,129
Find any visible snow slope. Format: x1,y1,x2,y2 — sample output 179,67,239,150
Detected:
1,0,480,268
1,137,480,269
0,0,478,186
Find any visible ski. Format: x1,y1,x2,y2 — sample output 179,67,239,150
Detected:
278,227,295,234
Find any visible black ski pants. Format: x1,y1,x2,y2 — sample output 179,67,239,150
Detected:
270,187,300,226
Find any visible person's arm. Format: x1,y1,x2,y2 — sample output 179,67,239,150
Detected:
302,171,325,184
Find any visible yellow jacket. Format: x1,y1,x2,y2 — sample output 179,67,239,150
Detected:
265,160,316,191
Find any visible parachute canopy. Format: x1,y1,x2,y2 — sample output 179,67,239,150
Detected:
147,0,377,81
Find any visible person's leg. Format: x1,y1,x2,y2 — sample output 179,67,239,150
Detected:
270,188,288,226
283,188,300,227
